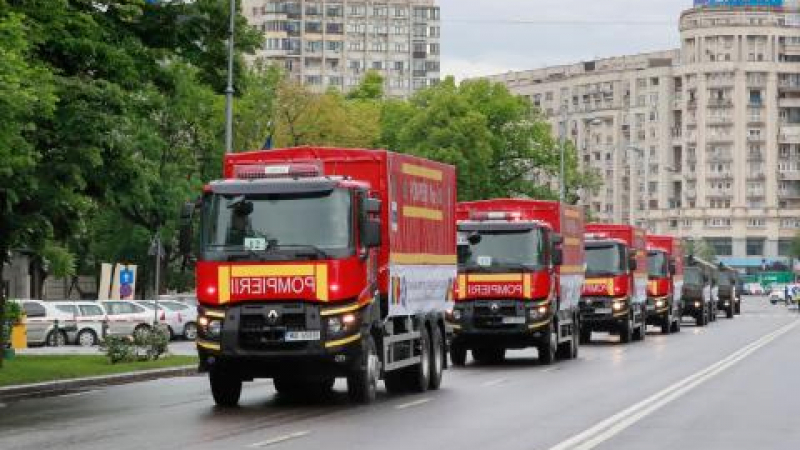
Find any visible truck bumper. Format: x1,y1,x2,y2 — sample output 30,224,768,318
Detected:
579,297,630,332
448,299,550,349
681,300,706,318
196,303,365,379
645,296,671,325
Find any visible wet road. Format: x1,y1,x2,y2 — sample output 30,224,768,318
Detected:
1,297,798,450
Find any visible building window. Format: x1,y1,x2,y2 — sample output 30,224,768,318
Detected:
779,239,793,256
746,238,766,256
706,238,733,256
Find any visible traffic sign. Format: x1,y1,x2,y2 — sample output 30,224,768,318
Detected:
120,269,134,285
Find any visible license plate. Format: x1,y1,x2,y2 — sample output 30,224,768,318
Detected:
284,331,320,342
646,305,655,311
502,316,526,325
594,308,612,314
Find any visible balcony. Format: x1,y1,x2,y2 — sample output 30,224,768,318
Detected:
747,134,766,143
780,97,800,108
780,125,800,143
707,134,734,144
687,100,698,109
707,116,733,126
748,153,764,162
673,98,683,109
708,76,735,87
747,172,766,181
779,170,800,181
708,98,734,108
779,189,800,198
779,79,800,92
707,171,734,180
748,115,765,125
707,154,733,162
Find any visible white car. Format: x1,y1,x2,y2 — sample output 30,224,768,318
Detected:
13,300,75,346
158,300,198,340
101,300,154,338
51,301,107,347
769,285,791,305
136,301,184,340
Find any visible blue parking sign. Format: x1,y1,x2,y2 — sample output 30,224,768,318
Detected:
120,269,134,285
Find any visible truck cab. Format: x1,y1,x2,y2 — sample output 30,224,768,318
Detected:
580,225,648,344
681,256,717,326
716,265,738,319
449,200,584,366
645,235,683,334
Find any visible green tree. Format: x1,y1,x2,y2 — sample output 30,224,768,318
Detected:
380,77,599,201
687,239,717,263
346,70,385,100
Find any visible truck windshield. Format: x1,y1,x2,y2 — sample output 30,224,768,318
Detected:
458,229,545,271
585,244,626,276
202,189,353,260
648,251,668,278
718,272,732,286
684,268,703,285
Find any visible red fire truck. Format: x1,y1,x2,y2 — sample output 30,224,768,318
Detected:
645,235,684,334
448,199,585,365
180,147,457,405
580,224,648,344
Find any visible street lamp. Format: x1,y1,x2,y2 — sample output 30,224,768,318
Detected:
224,0,235,154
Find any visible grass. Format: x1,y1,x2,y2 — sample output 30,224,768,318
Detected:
0,355,198,387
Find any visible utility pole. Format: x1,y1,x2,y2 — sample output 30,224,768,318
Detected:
224,0,236,154
559,106,568,203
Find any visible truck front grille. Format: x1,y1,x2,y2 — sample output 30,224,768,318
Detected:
236,304,318,351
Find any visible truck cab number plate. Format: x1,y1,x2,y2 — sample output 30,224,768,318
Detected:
284,331,321,342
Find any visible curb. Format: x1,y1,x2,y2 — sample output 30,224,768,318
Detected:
0,365,200,402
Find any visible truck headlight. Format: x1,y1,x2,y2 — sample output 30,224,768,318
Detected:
327,312,359,337
694,301,701,308
613,301,626,311
655,299,666,308
207,320,222,339
529,305,548,319
446,308,463,322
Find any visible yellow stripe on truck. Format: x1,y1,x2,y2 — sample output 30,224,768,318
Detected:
402,163,443,181
231,265,316,277
316,264,329,302
468,274,524,283
403,206,443,221
218,266,231,304
390,254,457,265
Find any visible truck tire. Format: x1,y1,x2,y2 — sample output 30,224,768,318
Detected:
347,334,380,404
538,323,557,365
709,306,717,322
634,317,646,341
579,327,592,344
620,316,633,344
450,342,467,367
734,300,741,315
726,304,734,319
556,321,578,360
671,316,681,333
428,326,444,390
472,347,505,365
210,368,242,407
406,326,431,393
696,310,707,327
660,314,671,335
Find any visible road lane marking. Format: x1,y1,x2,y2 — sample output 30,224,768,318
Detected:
548,320,799,450
395,398,431,409
540,367,560,373
0,403,6,408
481,378,508,387
57,390,99,399
249,431,310,448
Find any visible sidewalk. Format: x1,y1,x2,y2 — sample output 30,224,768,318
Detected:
16,341,197,356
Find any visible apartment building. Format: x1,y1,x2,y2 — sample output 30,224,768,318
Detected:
243,0,441,98
486,1,800,268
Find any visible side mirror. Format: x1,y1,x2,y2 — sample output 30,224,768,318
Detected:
629,254,638,271
362,220,382,248
552,248,564,266
669,258,677,275
551,233,564,245
364,198,382,214
467,232,482,245
179,202,196,256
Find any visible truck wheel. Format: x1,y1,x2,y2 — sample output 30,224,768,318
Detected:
210,368,242,407
710,307,716,322
579,327,591,344
726,305,734,319
472,347,505,365
735,300,741,315
556,322,578,360
620,316,633,344
538,323,557,365
347,334,379,404
671,316,681,333
568,322,579,359
428,326,444,390
407,326,431,393
450,342,467,367
660,314,671,335
696,311,706,327
634,317,646,341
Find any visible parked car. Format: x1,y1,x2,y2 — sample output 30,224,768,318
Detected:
158,300,198,340
12,300,75,346
100,300,153,338
747,283,765,296
51,301,107,346
136,301,184,340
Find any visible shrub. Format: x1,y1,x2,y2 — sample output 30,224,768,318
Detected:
100,326,170,364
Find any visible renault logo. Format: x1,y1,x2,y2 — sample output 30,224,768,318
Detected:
267,310,280,323
490,303,500,313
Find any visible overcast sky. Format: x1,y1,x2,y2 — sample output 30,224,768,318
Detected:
439,0,691,80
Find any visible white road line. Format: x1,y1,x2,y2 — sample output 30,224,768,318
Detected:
57,390,99,399
0,403,6,408
481,378,508,387
248,431,310,448
547,320,799,450
540,367,560,373
395,398,432,410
